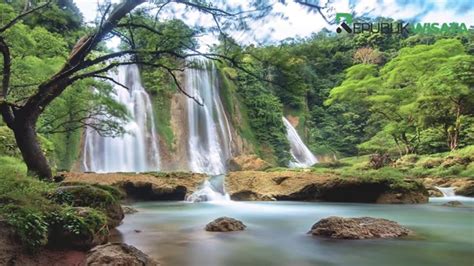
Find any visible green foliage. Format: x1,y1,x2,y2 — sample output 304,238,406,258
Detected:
0,126,56,166
0,158,114,252
218,66,260,153
47,206,108,240
236,60,291,166
3,207,49,252
327,38,474,155
51,185,118,210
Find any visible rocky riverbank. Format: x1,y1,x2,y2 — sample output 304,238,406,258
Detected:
63,170,429,204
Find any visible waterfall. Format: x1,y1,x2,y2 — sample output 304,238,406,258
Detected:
435,187,456,197
187,175,231,202
282,117,318,168
185,59,232,175
82,64,160,172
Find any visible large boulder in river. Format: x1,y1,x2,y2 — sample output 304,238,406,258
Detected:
308,216,413,239
86,243,158,266
205,217,246,232
229,155,271,171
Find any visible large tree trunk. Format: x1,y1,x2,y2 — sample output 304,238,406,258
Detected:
12,118,52,180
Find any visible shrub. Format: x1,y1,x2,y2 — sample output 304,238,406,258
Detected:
3,206,49,252
368,153,392,169
0,126,20,157
46,206,108,249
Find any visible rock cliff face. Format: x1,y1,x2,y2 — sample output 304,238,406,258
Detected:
63,171,428,204
159,92,190,171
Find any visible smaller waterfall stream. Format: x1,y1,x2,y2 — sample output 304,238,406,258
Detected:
435,187,456,197
82,64,160,172
282,117,318,168
187,175,231,202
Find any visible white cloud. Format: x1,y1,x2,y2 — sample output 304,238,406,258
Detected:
73,0,474,50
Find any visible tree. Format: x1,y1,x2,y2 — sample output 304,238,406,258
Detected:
353,47,382,64
417,54,474,150
326,38,474,155
0,0,336,179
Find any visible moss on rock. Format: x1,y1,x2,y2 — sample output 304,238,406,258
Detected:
51,184,124,227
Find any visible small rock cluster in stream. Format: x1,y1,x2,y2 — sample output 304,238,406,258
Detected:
442,200,463,207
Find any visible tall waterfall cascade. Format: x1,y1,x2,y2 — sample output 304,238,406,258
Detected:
282,117,318,168
82,64,160,172
185,59,232,175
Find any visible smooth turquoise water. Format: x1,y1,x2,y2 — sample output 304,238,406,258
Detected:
113,198,474,266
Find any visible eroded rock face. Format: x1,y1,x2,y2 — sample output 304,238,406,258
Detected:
227,171,429,204
229,155,271,171
86,243,159,266
230,190,276,201
119,181,187,201
308,216,413,239
205,217,246,232
63,171,429,204
62,172,207,201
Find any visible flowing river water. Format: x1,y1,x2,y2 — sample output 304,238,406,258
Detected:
112,198,474,266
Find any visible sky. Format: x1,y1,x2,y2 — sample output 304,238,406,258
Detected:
73,0,474,49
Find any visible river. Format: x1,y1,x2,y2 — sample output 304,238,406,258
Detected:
112,198,474,266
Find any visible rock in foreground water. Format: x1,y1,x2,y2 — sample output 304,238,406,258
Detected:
86,243,158,266
205,217,246,232
308,216,412,239
442,201,463,207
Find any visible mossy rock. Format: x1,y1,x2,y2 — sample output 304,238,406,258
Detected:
51,185,124,227
47,207,108,250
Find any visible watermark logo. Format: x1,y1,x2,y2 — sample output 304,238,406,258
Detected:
335,13,353,33
335,13,471,35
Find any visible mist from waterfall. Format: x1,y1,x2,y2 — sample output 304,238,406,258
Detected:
185,59,232,175
282,117,318,168
82,64,160,172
